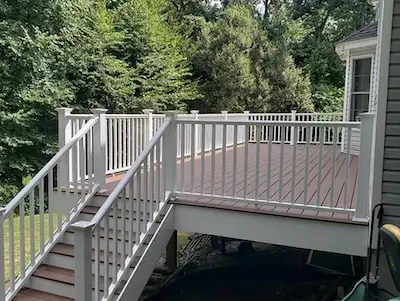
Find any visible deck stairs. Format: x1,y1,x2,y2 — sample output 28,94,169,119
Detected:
5,113,177,301
14,197,172,301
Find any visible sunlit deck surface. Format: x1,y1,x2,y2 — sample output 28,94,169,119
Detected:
104,143,365,225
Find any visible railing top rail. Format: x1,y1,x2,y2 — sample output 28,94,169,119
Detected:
4,116,99,217
105,114,148,119
248,113,292,116
90,117,173,226
66,114,93,119
176,119,360,128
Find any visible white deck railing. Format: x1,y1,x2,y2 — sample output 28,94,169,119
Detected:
174,114,373,220
61,109,373,221
71,113,177,301
60,110,372,301
0,110,105,301
62,110,343,175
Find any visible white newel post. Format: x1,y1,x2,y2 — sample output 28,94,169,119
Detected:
143,109,154,142
290,110,297,145
243,111,250,144
91,108,108,191
56,108,73,188
163,112,177,200
354,113,375,221
0,208,5,300
71,221,93,301
190,110,199,155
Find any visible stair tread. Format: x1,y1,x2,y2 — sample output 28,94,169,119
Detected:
65,227,133,242
82,205,154,216
81,206,164,222
13,288,73,301
32,265,125,294
53,232,153,257
51,243,140,262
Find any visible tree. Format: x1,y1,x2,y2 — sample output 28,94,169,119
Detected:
177,3,313,112
112,0,199,112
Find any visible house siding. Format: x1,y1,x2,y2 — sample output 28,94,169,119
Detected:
383,0,400,205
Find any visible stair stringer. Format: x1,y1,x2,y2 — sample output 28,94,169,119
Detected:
117,205,175,301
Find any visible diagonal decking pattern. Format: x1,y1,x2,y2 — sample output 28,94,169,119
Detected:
104,143,359,223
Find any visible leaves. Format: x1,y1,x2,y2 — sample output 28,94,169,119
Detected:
0,0,375,203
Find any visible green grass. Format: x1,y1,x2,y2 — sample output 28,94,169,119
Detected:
2,216,191,287
3,213,61,286
177,232,191,253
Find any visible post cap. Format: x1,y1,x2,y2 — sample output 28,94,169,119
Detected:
221,111,229,114
358,113,375,119
142,109,154,114
162,110,179,117
190,110,199,114
243,111,250,114
70,221,95,230
56,108,73,114
291,110,297,114
90,108,108,115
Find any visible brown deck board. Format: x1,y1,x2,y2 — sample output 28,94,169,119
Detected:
33,265,125,294
104,143,361,223
14,288,73,301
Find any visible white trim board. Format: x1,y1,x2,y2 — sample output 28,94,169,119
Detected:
118,205,176,301
174,205,369,257
372,0,394,245
336,37,377,58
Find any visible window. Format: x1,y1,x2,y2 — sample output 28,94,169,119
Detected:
350,58,372,121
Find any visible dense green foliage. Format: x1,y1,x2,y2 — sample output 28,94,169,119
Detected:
0,0,375,203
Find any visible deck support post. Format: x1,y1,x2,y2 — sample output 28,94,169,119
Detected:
354,113,375,221
72,221,93,301
190,110,200,156
56,108,73,188
290,110,297,145
165,230,178,271
143,109,154,142
91,108,108,191
163,111,178,200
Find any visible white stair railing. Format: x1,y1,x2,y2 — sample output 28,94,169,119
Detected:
0,114,103,301
72,112,178,301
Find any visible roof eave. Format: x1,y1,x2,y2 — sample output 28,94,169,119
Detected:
335,37,378,59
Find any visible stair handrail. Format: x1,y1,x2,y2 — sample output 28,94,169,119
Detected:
4,116,99,217
73,114,177,301
90,117,172,226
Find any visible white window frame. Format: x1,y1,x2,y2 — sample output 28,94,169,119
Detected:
348,54,374,121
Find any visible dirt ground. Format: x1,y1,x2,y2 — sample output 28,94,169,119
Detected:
141,234,360,301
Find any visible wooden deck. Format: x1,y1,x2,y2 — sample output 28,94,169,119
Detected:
104,143,361,224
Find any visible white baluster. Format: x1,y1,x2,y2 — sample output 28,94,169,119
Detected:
243,111,250,144
190,110,199,156
290,110,297,145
